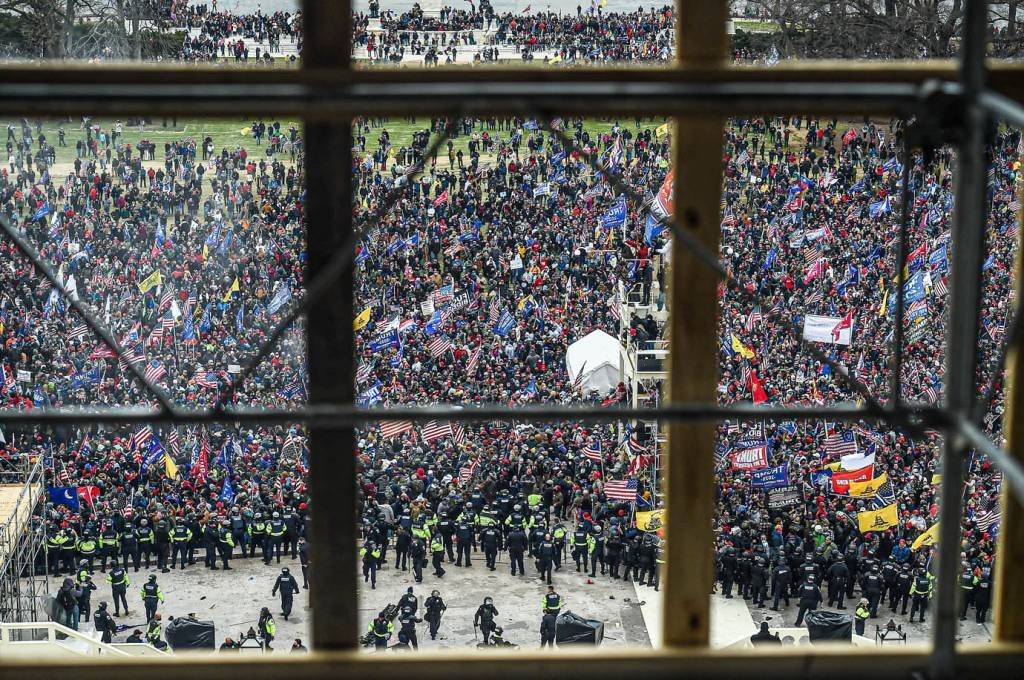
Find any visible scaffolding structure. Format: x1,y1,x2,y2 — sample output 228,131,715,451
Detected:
0,454,47,624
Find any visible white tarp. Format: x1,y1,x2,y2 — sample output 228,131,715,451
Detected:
803,314,853,345
565,329,622,395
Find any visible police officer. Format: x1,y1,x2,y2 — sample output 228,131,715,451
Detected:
361,541,381,588
552,523,567,571
855,598,871,636
77,531,98,572
137,519,155,570
394,525,411,571
154,518,170,573
861,564,884,618
282,506,300,559
543,585,563,615
268,512,287,563
248,513,268,560
750,556,769,608
368,611,392,650
45,527,69,576
99,523,120,572
975,568,993,623
794,575,822,626
298,536,309,589
588,526,606,577
720,547,737,598
540,610,557,648
93,601,116,643
258,607,277,650
891,563,913,615
571,526,589,572
140,574,164,621
273,567,300,620
474,597,499,644
880,560,898,607
481,524,502,570
826,554,849,609
170,520,192,570
397,606,422,650
76,566,97,622
105,558,130,616
398,586,419,615
229,508,247,558
203,519,220,569
959,567,980,621
605,532,622,578
424,590,446,640
431,533,446,577
537,533,555,585
771,558,793,610
217,521,235,570
120,522,140,572
438,513,456,562
146,613,166,649
411,538,426,583
455,521,474,567
909,567,933,623
507,527,527,576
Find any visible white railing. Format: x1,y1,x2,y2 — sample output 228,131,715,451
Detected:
0,621,132,657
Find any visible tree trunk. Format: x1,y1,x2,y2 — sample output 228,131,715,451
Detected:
63,0,75,58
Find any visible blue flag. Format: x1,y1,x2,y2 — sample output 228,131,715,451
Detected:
600,199,627,230
644,214,666,245
49,486,80,510
904,270,927,303
220,476,235,504
199,303,212,333
763,247,777,270
494,310,515,336
141,437,166,472
369,329,400,352
424,311,443,336
751,464,790,489
236,305,245,334
32,203,51,222
869,196,892,218
267,284,292,314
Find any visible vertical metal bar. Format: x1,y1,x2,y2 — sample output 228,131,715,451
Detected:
663,0,726,649
304,0,357,652
932,0,989,674
994,198,1024,641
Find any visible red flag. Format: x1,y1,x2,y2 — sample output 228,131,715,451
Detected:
832,309,854,341
77,485,101,507
749,370,768,404
433,190,449,208
191,445,209,484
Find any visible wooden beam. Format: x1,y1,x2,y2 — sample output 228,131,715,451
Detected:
663,0,726,649
303,0,357,653
994,198,1024,642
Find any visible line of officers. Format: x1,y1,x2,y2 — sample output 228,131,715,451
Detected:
42,506,306,576
715,544,995,628
360,500,664,588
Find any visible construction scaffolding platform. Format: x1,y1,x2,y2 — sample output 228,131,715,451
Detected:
0,457,46,623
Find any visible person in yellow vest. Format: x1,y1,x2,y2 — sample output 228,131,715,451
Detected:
855,598,871,636
146,613,167,650
76,531,98,572
361,541,382,589
258,607,277,650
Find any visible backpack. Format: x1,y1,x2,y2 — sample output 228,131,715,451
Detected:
58,588,76,610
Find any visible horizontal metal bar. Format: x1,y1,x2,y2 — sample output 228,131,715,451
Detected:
0,403,944,427
980,89,1024,129
0,80,931,117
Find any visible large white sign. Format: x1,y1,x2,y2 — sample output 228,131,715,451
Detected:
803,314,853,345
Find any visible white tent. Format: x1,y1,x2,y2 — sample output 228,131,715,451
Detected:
565,329,623,395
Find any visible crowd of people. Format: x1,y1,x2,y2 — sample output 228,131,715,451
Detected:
0,3,1019,655
352,2,675,65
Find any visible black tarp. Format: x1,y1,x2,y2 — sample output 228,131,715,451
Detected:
804,610,853,642
555,611,604,645
165,617,216,650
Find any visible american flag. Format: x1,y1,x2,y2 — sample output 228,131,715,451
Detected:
607,294,621,322
129,426,153,452
605,478,639,502
379,420,413,440
452,423,467,444
421,420,452,443
144,360,167,384
89,344,117,359
429,335,453,359
356,361,374,384
68,324,90,342
158,287,174,313
923,384,939,403
489,297,501,325
745,305,763,333
465,346,482,376
986,321,1005,342
804,288,823,307
975,502,1002,532
825,431,858,457
583,441,602,462
802,246,822,269
459,458,478,484
572,361,588,393
433,285,454,307
167,428,181,458
282,432,304,459
191,371,218,388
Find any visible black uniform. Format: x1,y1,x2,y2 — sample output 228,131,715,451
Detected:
398,611,422,649
507,529,527,576
861,571,884,617
540,612,557,648
826,560,849,608
537,539,555,585
474,602,499,644
795,581,822,626
771,563,792,610
456,523,474,566
272,571,300,619
424,594,447,640
480,527,502,570
891,568,912,614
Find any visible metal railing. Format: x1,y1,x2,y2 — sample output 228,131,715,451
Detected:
0,621,131,657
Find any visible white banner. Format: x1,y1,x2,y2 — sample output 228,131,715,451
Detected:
803,315,853,345
420,298,435,317
840,451,874,471
17,370,31,383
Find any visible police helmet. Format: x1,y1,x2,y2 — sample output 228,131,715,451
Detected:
483,597,493,605
79,559,88,566
432,590,440,597
282,567,289,574
148,574,157,582
273,512,280,519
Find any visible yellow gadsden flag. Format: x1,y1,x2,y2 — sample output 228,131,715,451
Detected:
165,453,180,479
731,334,755,360
656,123,671,138
911,522,940,551
137,269,162,294
857,503,899,533
848,473,889,498
222,277,240,302
635,509,665,532
353,306,372,331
